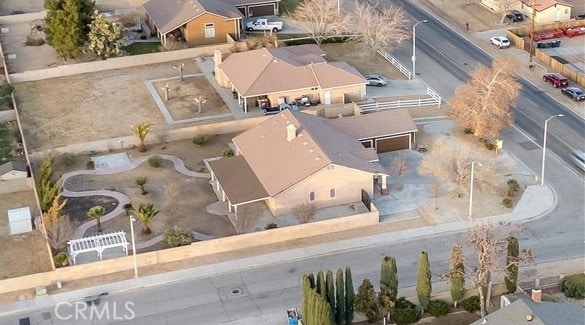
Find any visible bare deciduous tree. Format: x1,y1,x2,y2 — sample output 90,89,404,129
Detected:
391,154,409,191
287,0,350,46
294,203,317,224
441,222,533,317
346,1,410,54
45,215,73,251
419,137,499,198
448,59,521,138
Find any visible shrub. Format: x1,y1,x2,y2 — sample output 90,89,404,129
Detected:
25,35,45,46
192,134,210,146
541,293,558,302
461,296,480,313
393,297,420,325
507,179,520,192
560,274,585,299
163,227,194,247
86,160,95,170
428,300,451,317
60,153,76,167
265,223,278,230
222,148,234,157
148,155,162,168
485,143,495,150
464,127,474,134
502,197,513,208
54,252,69,267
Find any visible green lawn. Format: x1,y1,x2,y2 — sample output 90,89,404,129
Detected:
122,42,161,56
0,123,14,161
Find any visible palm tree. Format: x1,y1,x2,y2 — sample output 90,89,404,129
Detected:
131,122,153,152
87,205,106,232
132,202,160,235
135,176,147,195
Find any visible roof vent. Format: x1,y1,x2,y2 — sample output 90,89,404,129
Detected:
286,124,297,142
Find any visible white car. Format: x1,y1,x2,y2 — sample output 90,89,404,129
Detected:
365,74,388,87
490,36,510,48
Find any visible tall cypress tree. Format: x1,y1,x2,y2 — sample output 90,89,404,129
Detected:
505,237,519,293
416,251,432,314
335,268,346,325
450,245,465,308
317,271,326,297
326,270,335,325
301,275,312,323
345,267,355,324
380,256,398,321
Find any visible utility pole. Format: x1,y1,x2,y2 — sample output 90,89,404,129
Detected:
529,0,537,63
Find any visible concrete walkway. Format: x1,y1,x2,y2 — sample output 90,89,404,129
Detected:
61,154,209,240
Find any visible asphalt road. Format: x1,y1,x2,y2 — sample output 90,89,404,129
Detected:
2,1,584,324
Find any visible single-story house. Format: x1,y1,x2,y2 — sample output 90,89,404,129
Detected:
208,109,418,217
519,0,573,23
229,0,281,17
471,290,585,324
0,161,28,181
143,0,244,46
214,44,367,113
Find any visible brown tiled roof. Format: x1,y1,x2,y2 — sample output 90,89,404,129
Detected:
233,110,388,197
207,156,269,205
218,44,367,97
325,109,418,140
143,0,243,34
0,161,27,175
520,0,572,11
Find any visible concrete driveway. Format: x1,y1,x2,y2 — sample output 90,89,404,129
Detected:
366,79,429,98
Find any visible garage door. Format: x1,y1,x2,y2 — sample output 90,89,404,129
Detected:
375,135,410,153
249,5,275,17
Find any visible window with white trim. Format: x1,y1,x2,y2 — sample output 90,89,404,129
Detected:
204,23,215,38
309,192,315,201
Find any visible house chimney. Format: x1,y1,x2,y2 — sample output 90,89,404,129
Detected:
286,124,297,141
531,289,542,303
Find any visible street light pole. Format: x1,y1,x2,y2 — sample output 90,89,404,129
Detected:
129,215,138,278
411,19,428,80
541,114,564,186
469,161,482,220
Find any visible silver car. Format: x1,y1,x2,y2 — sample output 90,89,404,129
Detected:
365,74,388,87
571,150,585,172
490,36,510,48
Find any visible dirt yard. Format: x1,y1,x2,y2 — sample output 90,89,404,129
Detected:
0,190,53,279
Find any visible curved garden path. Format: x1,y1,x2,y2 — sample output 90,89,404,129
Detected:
60,155,215,247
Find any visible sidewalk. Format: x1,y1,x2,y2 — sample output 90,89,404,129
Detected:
0,176,556,316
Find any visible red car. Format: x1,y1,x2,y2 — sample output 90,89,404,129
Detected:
543,73,569,88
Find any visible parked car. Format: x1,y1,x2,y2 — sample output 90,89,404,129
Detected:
543,73,569,88
571,150,585,172
246,18,283,32
263,103,299,115
506,10,524,22
490,36,510,48
575,13,585,20
561,87,585,101
365,74,388,87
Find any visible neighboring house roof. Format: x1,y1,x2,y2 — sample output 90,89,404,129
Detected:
227,0,281,5
143,0,243,34
0,161,27,176
325,109,418,140
471,297,585,325
218,44,367,97
520,0,573,11
232,110,388,197
207,156,269,205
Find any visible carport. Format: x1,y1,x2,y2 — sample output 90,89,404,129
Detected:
325,109,418,153
207,155,270,218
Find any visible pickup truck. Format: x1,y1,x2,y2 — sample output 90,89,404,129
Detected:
246,18,283,32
